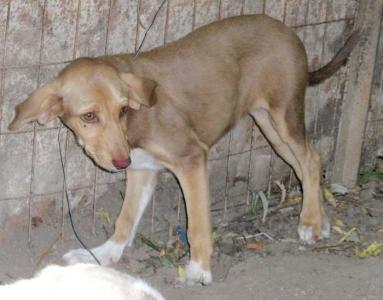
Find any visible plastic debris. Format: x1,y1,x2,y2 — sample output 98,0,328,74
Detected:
332,226,345,235
235,232,274,243
338,227,360,243
334,218,346,227
329,183,349,195
178,265,185,281
175,225,188,247
245,241,266,250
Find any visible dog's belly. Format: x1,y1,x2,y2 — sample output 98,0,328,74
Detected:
129,148,164,170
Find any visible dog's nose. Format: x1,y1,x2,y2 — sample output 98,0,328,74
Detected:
112,157,131,170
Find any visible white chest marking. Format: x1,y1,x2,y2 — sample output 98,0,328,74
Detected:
127,184,154,246
129,148,164,171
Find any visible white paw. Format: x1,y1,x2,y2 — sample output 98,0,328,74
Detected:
63,240,125,266
321,220,331,239
184,260,212,285
297,225,315,245
298,220,331,244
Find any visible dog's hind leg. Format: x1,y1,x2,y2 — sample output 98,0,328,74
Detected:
250,106,329,244
63,169,158,265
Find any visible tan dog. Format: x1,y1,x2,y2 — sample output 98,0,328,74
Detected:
9,15,358,285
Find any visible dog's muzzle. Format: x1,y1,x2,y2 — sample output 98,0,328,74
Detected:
112,157,131,170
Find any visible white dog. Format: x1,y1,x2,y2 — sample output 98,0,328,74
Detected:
0,264,165,300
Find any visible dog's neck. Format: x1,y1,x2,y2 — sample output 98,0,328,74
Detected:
125,107,152,149
99,53,140,74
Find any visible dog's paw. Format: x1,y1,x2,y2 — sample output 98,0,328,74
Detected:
63,240,125,266
320,220,331,238
184,261,212,286
297,225,315,244
298,219,330,244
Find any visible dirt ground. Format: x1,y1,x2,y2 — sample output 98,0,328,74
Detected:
1,173,383,299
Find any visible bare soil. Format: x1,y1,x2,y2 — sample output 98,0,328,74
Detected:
1,177,383,299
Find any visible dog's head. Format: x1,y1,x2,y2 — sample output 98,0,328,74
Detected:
8,58,157,172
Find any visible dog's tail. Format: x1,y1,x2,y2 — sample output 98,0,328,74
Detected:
308,30,360,86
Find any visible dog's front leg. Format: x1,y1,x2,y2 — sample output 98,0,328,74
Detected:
174,155,213,285
63,169,158,265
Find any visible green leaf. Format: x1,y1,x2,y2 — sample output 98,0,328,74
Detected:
96,208,112,226
358,171,383,185
356,242,383,258
250,191,269,223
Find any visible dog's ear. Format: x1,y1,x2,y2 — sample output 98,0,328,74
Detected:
120,73,157,110
8,82,63,130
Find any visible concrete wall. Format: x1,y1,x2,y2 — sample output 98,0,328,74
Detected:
361,14,383,171
0,0,368,244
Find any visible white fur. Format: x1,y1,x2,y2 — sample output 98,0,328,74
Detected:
298,225,315,244
321,220,331,238
63,240,126,265
130,148,164,171
127,184,154,246
64,184,155,265
185,260,212,285
0,264,165,300
298,220,331,244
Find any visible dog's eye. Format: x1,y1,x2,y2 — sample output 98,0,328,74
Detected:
81,112,98,123
119,105,129,118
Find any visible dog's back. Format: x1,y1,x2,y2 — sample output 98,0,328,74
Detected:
122,15,308,146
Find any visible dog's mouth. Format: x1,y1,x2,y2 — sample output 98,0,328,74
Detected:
98,156,131,173
93,158,130,173
80,146,130,172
